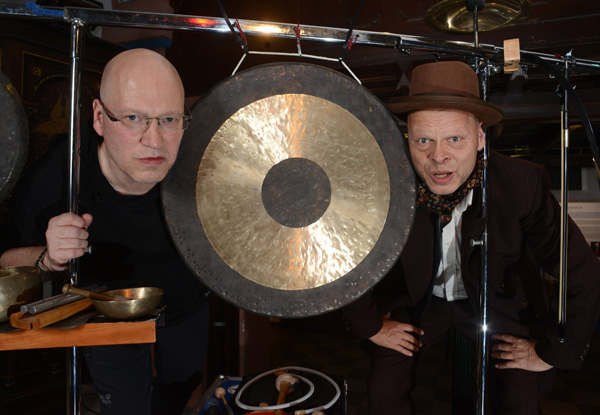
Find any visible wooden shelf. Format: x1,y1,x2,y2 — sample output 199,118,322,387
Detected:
0,320,156,351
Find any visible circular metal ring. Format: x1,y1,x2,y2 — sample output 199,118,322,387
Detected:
162,62,415,317
0,71,29,202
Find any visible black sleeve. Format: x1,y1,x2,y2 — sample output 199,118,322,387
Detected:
0,135,69,255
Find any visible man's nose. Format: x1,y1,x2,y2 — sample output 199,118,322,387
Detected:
430,143,449,163
140,119,164,148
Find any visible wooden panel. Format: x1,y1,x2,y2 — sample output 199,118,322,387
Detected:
0,19,123,168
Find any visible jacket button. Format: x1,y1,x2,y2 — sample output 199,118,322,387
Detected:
580,346,590,361
521,301,528,308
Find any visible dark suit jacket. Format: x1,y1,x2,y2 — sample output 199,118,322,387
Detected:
342,150,600,370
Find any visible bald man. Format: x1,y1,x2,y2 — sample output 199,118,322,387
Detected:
0,49,211,414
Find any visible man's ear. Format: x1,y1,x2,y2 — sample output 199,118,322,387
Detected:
477,121,486,151
92,99,104,137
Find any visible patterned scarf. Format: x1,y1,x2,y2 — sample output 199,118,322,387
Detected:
416,151,484,223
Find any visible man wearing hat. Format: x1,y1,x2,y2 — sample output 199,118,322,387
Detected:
342,61,600,414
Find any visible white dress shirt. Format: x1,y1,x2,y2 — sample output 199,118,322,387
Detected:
432,189,474,301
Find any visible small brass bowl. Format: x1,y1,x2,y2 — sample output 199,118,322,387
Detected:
0,266,42,322
92,287,163,320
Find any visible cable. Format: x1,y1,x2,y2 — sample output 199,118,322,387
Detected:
215,0,248,54
341,0,366,61
234,366,341,414
519,52,600,176
230,51,362,84
235,372,314,411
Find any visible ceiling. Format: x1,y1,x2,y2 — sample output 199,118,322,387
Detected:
162,0,600,165
27,0,600,166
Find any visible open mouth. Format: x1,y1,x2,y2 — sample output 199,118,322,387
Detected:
433,173,451,179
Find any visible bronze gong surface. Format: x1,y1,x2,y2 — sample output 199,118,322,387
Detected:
197,93,390,290
0,71,29,202
162,63,415,317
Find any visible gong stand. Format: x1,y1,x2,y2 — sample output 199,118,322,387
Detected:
1,2,599,415
474,59,492,415
558,55,574,343
465,2,489,413
66,19,85,415
468,2,582,411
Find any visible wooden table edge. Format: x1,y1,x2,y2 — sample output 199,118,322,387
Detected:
0,320,156,351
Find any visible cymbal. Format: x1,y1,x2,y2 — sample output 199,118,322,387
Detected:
162,63,415,317
0,71,29,202
424,0,531,33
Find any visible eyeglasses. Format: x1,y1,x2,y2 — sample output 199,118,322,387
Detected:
100,101,191,132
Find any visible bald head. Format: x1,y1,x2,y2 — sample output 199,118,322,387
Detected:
100,48,184,111
92,48,187,195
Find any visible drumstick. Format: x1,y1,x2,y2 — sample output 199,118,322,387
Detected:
62,284,131,301
215,386,234,415
274,373,298,415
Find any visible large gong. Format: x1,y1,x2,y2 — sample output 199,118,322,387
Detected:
0,71,28,202
162,63,415,317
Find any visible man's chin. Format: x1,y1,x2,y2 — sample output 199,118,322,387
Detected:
132,170,169,186
429,184,460,196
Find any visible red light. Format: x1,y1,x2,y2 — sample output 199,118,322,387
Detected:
189,18,217,28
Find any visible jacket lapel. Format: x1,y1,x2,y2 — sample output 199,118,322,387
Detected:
461,188,486,300
401,187,487,307
401,207,436,305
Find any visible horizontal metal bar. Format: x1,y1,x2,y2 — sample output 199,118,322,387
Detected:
1,2,599,72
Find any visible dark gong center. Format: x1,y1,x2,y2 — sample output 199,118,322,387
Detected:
261,157,331,228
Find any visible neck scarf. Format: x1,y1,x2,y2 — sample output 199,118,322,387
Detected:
416,150,484,223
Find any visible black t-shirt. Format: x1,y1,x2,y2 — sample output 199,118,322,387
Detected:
0,122,210,324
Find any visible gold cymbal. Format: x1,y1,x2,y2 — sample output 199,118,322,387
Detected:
424,0,531,34
196,93,390,290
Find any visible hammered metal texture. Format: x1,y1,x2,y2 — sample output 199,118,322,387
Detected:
196,94,390,290
162,63,415,317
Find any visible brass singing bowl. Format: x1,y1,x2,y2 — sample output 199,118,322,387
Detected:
0,266,42,322
92,287,163,320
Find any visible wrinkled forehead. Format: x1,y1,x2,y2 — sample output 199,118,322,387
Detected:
407,108,481,126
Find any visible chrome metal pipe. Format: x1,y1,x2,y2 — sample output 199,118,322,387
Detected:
475,61,491,415
68,346,81,415
558,58,572,343
473,7,479,48
1,2,599,73
67,19,84,286
66,19,85,415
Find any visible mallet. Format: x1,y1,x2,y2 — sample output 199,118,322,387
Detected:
274,373,298,415
215,386,234,415
62,284,131,301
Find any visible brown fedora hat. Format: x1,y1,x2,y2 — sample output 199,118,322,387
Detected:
388,61,503,127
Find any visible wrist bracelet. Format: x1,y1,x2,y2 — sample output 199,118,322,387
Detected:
35,247,50,272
